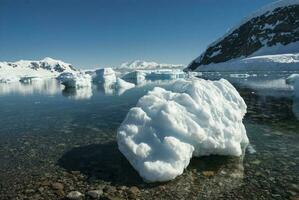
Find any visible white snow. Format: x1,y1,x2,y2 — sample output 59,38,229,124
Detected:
119,60,184,70
286,74,299,98
0,75,20,83
195,53,299,72
57,72,92,88
0,57,77,80
117,78,248,182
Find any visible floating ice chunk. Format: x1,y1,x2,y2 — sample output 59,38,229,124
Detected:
115,78,135,95
57,72,91,88
117,78,248,182
91,68,116,83
286,74,299,98
286,74,299,85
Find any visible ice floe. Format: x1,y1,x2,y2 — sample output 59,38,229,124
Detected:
117,78,248,182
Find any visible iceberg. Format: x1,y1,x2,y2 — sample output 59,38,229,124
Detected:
122,69,186,84
57,72,91,88
97,77,135,95
117,78,248,182
115,78,135,95
90,68,116,83
286,74,299,98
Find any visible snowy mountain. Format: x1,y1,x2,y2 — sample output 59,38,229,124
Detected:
118,60,184,70
0,57,77,82
186,0,299,71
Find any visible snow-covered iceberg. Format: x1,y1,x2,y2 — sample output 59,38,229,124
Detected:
57,72,91,88
286,74,299,98
90,68,116,83
117,78,248,182
97,77,135,95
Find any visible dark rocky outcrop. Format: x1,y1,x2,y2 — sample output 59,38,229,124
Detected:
187,4,299,71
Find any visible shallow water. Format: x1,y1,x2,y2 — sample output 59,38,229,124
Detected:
0,73,298,200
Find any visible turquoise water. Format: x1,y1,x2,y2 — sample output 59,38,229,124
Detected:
0,74,298,200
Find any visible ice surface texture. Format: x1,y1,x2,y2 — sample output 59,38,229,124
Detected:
117,78,249,182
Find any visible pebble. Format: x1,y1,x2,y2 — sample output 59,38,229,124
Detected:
51,182,64,190
103,186,117,194
202,171,215,177
251,160,261,165
66,191,84,200
87,190,103,199
128,186,140,199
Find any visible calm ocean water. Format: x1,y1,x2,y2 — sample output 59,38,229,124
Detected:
0,72,298,200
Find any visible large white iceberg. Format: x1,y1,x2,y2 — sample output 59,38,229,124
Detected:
286,74,299,98
57,72,91,88
117,78,248,182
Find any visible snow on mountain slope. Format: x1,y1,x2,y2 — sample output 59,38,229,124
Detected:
195,53,299,72
0,57,77,82
187,0,299,71
119,60,184,70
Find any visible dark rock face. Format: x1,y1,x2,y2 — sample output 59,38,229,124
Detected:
187,4,299,71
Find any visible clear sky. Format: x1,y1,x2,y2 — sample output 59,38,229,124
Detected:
0,0,276,69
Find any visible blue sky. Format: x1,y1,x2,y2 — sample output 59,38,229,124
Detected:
0,0,276,68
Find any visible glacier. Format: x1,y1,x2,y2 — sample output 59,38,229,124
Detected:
117,78,248,182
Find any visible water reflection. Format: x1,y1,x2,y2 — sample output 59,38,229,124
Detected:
0,79,63,95
62,87,93,100
292,100,299,120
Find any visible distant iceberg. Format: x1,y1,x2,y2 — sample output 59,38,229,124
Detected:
122,69,186,84
89,68,116,83
286,74,299,98
57,72,92,88
117,78,248,182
